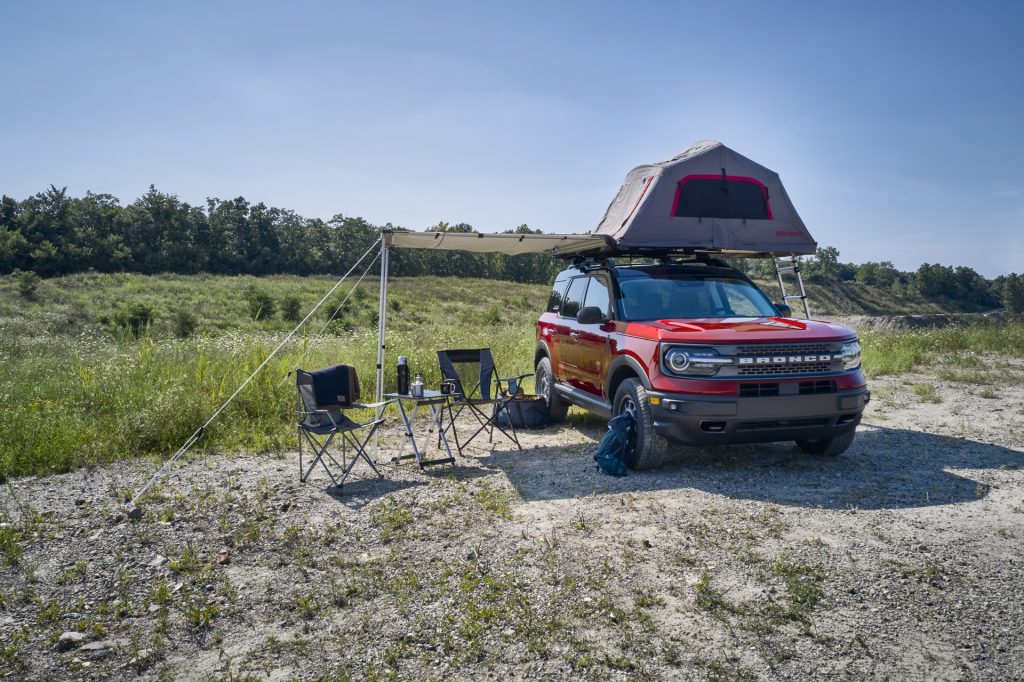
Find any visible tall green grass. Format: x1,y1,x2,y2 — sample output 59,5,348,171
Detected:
860,322,1024,377
1,270,1020,479
0,276,544,479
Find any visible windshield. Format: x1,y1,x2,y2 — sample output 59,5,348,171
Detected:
618,275,778,320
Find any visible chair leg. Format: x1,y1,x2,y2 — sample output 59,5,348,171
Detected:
448,402,465,456
334,422,384,488
300,430,340,486
501,399,522,450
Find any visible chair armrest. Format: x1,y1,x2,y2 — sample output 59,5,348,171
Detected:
499,373,534,381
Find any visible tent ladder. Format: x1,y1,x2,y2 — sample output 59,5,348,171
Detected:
772,253,811,319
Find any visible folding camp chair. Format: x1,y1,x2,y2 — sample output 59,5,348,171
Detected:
295,365,393,489
437,348,532,454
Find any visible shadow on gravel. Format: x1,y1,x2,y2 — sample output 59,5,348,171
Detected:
482,423,1024,510
325,463,495,508
326,478,428,509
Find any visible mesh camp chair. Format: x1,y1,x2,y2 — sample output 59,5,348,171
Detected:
295,364,393,489
437,348,532,454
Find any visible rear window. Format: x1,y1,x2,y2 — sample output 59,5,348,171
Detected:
672,175,772,220
546,277,569,313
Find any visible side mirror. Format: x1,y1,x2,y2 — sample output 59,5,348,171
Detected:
576,306,606,325
775,303,793,318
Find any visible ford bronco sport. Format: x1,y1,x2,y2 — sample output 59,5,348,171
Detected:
534,257,869,469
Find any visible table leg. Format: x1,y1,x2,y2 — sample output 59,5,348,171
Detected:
434,402,456,460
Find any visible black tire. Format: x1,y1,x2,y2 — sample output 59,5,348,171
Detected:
535,356,569,423
796,428,856,457
613,377,671,470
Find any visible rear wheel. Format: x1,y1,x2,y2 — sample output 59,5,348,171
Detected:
535,356,569,423
613,378,671,470
796,429,856,457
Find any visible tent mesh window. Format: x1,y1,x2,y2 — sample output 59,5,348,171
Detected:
672,175,772,220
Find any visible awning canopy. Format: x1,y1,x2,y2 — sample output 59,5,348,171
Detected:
386,230,610,256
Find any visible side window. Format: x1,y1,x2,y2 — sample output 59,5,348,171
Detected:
546,277,568,313
560,277,589,318
582,276,611,318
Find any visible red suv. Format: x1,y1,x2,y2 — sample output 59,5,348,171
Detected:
534,257,869,469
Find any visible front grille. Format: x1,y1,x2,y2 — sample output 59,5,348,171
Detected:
799,380,836,395
736,344,833,355
735,343,835,376
739,382,779,397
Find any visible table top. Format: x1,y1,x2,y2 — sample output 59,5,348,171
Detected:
384,390,460,401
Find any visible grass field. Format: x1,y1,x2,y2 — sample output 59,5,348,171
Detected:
0,272,1019,480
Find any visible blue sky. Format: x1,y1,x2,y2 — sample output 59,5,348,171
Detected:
2,1,1022,276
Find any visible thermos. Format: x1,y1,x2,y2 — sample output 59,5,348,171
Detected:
411,372,425,398
397,356,410,395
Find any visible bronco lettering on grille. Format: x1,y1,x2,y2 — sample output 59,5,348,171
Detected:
738,355,831,365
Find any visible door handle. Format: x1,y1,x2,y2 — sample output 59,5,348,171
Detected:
569,331,581,340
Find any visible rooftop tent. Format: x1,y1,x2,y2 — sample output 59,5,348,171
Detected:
593,141,817,256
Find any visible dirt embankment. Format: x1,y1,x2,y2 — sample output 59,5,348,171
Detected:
823,310,1006,333
1,362,1022,681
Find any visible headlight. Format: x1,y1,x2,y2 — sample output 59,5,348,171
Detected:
838,340,861,370
662,346,732,377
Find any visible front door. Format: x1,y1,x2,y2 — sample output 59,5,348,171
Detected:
553,276,590,388
573,275,613,398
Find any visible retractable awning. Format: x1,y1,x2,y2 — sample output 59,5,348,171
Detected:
385,230,610,256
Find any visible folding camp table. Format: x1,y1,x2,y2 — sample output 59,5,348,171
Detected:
384,390,459,468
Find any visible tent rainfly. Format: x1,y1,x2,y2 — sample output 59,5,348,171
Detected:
593,140,817,256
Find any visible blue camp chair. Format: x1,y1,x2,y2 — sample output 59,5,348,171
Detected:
437,348,531,453
295,365,393,489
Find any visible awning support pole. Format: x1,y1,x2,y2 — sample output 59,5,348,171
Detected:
375,235,390,411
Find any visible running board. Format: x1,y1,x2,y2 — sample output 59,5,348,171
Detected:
554,384,613,419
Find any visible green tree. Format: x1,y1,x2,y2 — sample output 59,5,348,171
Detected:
12,269,40,298
280,294,304,323
804,246,841,281
243,285,276,321
1003,274,1024,314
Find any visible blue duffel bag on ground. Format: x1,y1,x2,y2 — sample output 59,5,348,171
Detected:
594,412,634,477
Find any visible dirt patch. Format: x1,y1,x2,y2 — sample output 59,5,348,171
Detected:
2,363,1023,680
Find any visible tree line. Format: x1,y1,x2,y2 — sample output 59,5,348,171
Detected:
0,185,562,284
733,246,1023,313
2,185,1022,312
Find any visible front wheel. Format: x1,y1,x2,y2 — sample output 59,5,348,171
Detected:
535,356,569,423
796,429,856,457
613,378,671,470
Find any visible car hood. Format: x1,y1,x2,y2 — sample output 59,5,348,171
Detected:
620,317,857,343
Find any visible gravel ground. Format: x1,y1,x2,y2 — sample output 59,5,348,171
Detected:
2,362,1023,681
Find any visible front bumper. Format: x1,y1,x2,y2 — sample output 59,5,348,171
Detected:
648,386,870,445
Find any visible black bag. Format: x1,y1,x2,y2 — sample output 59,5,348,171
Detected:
494,395,551,429
593,412,634,477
